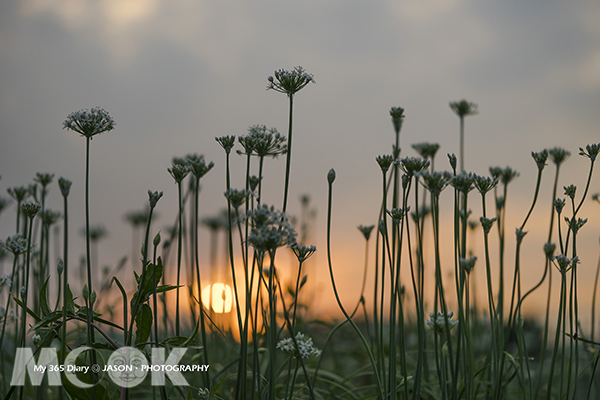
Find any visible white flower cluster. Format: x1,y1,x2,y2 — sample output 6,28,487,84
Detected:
426,311,458,335
247,205,296,253
2,234,28,255
63,107,115,138
289,243,316,262
32,334,41,346
239,124,287,158
277,332,321,359
197,388,210,399
0,274,12,288
459,256,477,274
267,66,315,96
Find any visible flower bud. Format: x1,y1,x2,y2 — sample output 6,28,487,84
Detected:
448,153,457,171
148,190,163,208
58,177,72,197
327,168,336,184
543,242,556,258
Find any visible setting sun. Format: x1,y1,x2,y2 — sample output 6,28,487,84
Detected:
201,283,233,314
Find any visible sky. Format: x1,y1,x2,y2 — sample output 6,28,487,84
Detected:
0,0,599,324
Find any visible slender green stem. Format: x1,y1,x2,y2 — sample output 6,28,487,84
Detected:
327,174,384,399
459,116,464,172
379,170,389,394
175,180,183,337
36,189,46,316
570,229,580,399
547,270,566,400
497,167,543,400
591,246,600,344
282,94,294,214
1,255,16,330
268,250,277,400
411,176,428,400
126,205,155,346
152,241,168,400
193,178,210,390
83,137,97,399
222,151,243,336
60,191,69,370
274,271,315,399
534,163,561,396
18,214,34,400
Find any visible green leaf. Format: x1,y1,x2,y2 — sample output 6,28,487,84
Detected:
130,259,166,318
29,311,63,332
65,283,77,314
39,277,52,318
135,303,152,346
139,259,164,296
156,284,178,294
11,295,41,322
92,316,124,331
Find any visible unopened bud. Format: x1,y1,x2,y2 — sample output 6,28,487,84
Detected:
327,168,336,184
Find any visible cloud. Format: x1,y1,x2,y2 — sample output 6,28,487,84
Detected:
20,0,87,25
18,0,259,72
102,0,157,28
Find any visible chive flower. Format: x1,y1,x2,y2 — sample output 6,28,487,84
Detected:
579,143,600,161
2,234,28,255
426,311,458,335
289,243,316,262
357,225,375,241
412,142,440,160
549,147,570,166
216,135,236,154
449,100,478,118
168,163,191,183
376,155,395,173
390,107,405,135
63,107,115,138
277,332,321,358
401,156,430,176
247,205,296,253
532,149,549,170
22,202,41,218
58,177,72,197
267,66,315,96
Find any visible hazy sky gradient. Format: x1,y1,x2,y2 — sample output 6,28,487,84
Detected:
1,0,599,319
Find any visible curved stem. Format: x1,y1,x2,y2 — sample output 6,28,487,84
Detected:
326,176,384,399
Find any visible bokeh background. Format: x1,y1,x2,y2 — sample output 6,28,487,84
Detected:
1,0,599,325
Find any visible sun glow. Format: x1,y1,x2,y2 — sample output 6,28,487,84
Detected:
201,283,233,313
